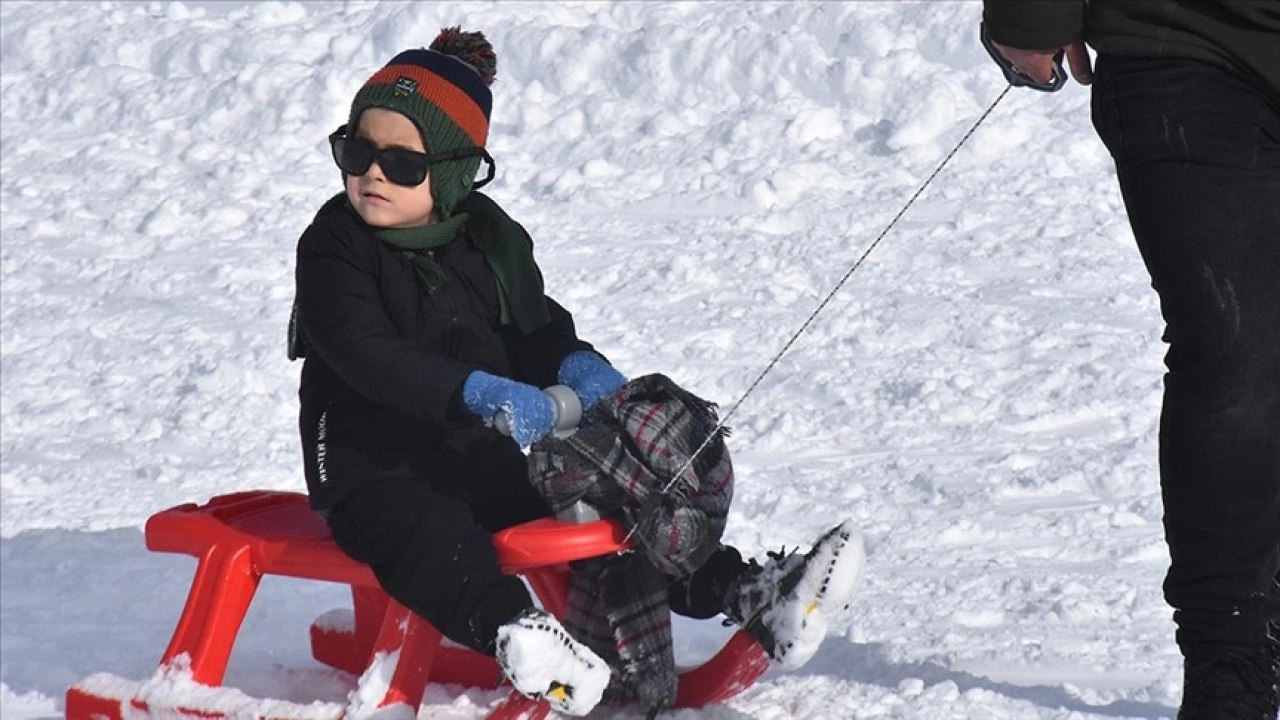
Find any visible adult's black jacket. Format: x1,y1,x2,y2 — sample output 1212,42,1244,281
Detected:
983,0,1280,107
293,194,591,509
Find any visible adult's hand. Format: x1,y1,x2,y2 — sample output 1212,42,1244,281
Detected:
992,39,1094,86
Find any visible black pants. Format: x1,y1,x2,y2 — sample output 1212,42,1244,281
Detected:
323,438,744,654
1091,55,1280,653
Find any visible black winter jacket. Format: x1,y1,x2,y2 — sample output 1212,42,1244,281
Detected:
293,194,591,509
983,0,1280,107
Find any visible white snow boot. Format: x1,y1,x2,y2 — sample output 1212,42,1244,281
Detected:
724,519,865,669
495,608,611,716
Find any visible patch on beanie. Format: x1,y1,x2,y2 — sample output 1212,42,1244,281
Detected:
392,76,418,97
430,26,497,86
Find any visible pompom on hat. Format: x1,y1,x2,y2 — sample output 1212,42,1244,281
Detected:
347,27,497,218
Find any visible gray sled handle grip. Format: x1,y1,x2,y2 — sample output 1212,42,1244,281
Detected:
493,385,600,524
980,22,1067,93
493,384,583,438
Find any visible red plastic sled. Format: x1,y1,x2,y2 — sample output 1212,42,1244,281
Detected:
65,490,769,719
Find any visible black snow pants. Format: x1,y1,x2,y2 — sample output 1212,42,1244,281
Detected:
320,436,745,654
322,439,548,654
1091,54,1280,655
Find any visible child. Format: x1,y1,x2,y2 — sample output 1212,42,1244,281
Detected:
290,28,863,717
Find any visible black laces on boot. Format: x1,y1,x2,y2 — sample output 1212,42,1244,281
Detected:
720,547,801,629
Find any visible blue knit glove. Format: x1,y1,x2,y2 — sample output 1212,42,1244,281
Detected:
462,371,555,448
557,351,626,412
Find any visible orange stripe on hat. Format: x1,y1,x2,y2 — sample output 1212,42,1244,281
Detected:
366,65,489,147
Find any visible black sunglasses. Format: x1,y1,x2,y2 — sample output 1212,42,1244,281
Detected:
328,125,495,188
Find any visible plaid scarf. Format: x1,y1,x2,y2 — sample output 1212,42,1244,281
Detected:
528,374,735,714
563,554,674,712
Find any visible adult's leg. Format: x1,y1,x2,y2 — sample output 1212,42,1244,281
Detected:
1091,55,1280,653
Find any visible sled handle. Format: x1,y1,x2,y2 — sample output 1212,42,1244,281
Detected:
493,384,583,438
494,386,601,524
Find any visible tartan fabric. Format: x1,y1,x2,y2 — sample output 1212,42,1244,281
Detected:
563,554,675,711
527,373,735,713
528,373,734,576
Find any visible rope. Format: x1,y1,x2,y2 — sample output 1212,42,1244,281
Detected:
650,84,1015,504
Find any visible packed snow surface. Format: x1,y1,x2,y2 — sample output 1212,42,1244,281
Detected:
2,2,1179,718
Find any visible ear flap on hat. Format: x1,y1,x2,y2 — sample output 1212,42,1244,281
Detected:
474,151,495,188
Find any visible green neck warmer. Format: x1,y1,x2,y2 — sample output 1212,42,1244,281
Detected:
374,212,469,295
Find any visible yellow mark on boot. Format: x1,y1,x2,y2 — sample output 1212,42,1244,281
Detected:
806,600,820,616
547,683,570,702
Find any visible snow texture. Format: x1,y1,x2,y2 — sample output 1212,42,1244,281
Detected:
2,1,1179,718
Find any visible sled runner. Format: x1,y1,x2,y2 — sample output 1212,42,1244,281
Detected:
64,490,769,720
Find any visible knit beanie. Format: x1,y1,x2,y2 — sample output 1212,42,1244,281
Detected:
347,28,496,219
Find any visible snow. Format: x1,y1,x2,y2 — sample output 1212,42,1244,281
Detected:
0,1,1179,718
748,520,865,671
496,611,609,717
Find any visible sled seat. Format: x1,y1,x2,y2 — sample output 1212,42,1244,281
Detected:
65,490,769,720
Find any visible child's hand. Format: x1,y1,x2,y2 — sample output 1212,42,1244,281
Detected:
557,351,626,412
462,371,556,447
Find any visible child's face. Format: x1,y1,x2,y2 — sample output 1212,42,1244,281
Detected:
345,108,436,228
